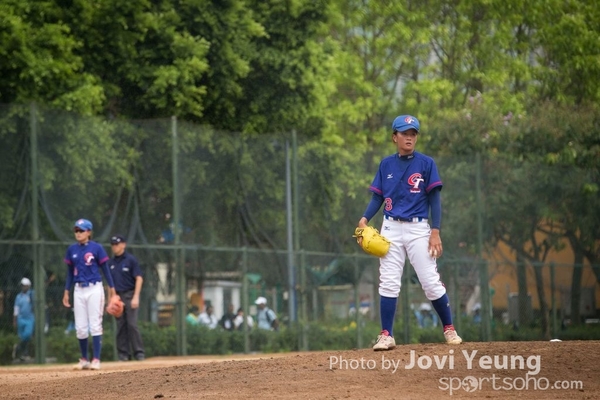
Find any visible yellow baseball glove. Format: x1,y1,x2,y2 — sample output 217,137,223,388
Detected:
353,226,391,257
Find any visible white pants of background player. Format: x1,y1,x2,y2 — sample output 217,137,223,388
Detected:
74,283,105,339
379,219,446,300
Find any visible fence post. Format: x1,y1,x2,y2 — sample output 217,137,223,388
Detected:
402,261,411,344
172,116,186,356
30,102,46,364
242,247,250,354
450,260,461,335
354,254,363,349
479,260,492,341
300,250,309,351
550,262,557,338
285,140,297,323
476,153,491,341
293,131,306,350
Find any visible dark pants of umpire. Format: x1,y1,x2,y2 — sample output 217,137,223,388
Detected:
116,290,145,360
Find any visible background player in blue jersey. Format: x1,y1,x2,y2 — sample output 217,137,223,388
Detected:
62,219,116,370
13,277,34,362
357,115,462,350
108,234,145,361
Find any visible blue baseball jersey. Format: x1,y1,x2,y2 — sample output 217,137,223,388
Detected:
14,290,35,320
108,252,143,293
64,241,114,289
369,152,442,219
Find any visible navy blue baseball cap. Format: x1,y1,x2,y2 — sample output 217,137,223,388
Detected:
74,219,93,231
392,115,420,133
110,234,127,244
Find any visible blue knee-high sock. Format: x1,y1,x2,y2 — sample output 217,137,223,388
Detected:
431,293,453,328
380,296,398,336
92,335,102,360
78,338,89,360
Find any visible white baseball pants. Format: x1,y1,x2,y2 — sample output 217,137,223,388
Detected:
74,283,105,339
378,219,446,300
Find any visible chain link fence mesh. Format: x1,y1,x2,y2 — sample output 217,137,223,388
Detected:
0,103,598,364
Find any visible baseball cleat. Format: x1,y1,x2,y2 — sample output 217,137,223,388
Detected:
90,358,101,370
74,358,91,370
444,328,462,345
373,330,396,351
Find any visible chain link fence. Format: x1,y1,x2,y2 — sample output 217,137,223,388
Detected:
0,103,598,364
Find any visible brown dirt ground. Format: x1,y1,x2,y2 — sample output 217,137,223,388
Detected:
0,341,598,399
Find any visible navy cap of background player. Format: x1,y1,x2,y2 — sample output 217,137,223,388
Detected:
110,234,127,244
73,218,93,231
392,115,420,133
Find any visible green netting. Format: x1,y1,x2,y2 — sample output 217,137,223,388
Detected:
0,103,598,363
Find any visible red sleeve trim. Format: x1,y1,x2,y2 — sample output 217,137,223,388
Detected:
426,181,442,193
369,185,383,195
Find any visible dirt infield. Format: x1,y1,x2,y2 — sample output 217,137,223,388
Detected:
1,341,598,399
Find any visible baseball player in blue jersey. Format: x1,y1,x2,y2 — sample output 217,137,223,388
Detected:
357,115,462,350
62,219,116,370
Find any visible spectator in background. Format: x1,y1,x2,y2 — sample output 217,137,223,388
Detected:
13,278,35,362
472,303,482,324
219,304,236,331
157,213,175,244
186,305,200,325
255,297,279,331
198,305,218,329
233,308,254,331
416,302,439,329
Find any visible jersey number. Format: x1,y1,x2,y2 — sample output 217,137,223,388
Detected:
384,197,393,211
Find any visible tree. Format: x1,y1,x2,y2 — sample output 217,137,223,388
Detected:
0,0,104,114
515,103,600,325
231,0,335,134
59,0,212,119
0,105,29,238
534,0,600,104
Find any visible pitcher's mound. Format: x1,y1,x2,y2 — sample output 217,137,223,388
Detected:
1,341,597,399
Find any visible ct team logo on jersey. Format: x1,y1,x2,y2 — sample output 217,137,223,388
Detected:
84,252,95,266
408,173,424,193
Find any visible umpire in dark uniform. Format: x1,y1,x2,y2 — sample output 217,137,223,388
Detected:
109,234,145,361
